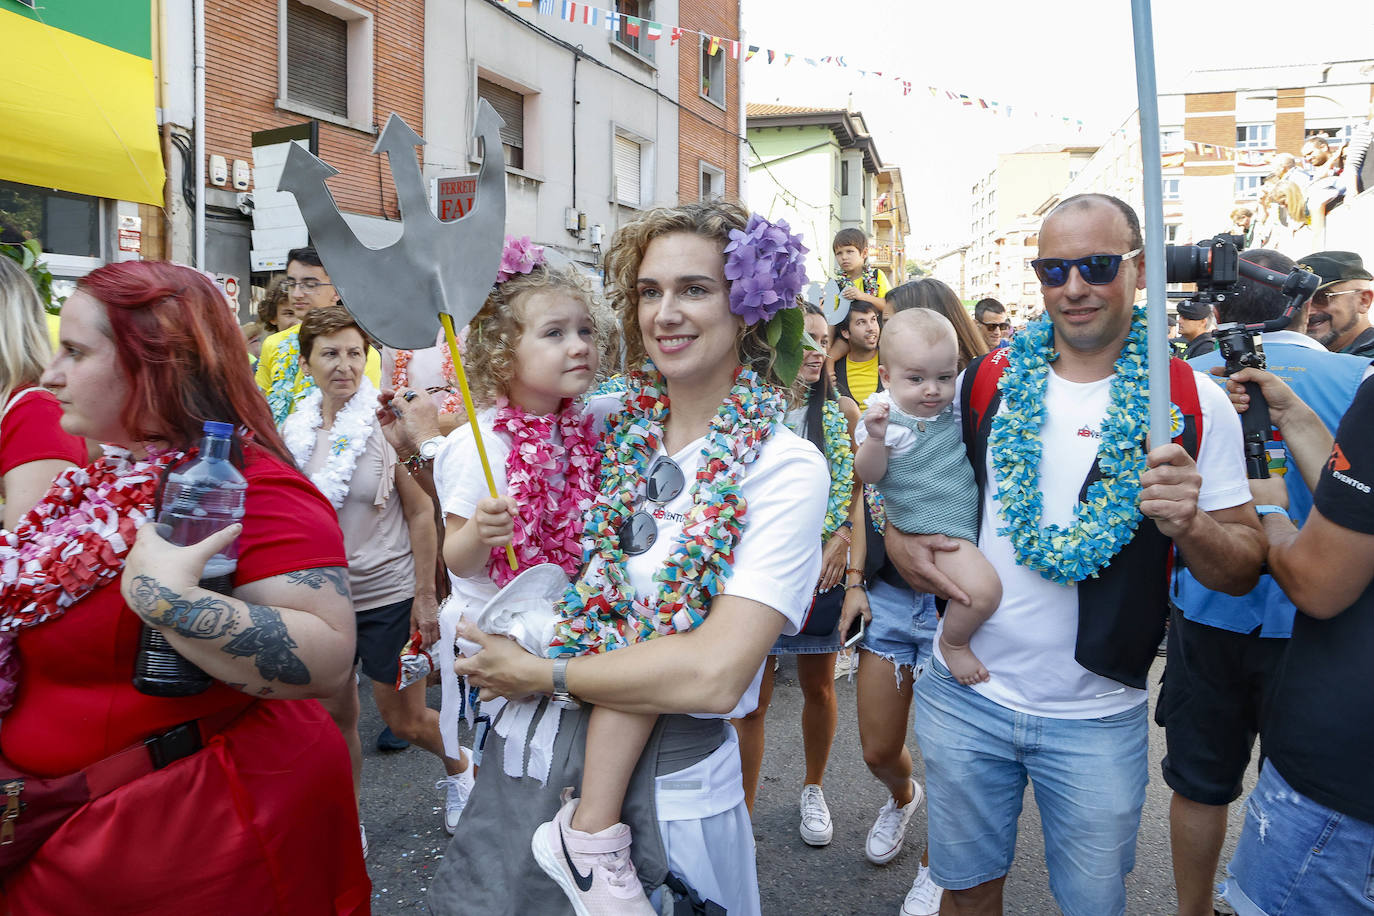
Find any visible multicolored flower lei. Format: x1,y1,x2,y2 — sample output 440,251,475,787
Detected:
864,485,886,533
265,328,307,424
0,447,185,712
819,396,853,537
488,398,601,587
548,365,785,656
989,306,1150,585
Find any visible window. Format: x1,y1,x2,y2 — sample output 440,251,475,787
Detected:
613,0,654,61
279,0,373,129
1234,173,1264,199
1235,123,1274,150
1305,125,1354,145
699,34,724,107
1160,129,1184,153
477,78,525,170
1163,178,1181,201
841,161,850,196
699,162,725,200
0,179,101,258
1165,223,1181,242
614,132,643,208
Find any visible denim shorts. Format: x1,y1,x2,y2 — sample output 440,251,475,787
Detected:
913,657,1148,916
1223,761,1374,915
860,579,937,674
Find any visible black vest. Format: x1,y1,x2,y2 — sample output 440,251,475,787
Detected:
958,352,1201,689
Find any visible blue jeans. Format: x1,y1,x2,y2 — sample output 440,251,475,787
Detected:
860,579,937,675
913,658,1148,916
1223,761,1374,915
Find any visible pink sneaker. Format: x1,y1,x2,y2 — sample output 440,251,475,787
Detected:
531,791,657,915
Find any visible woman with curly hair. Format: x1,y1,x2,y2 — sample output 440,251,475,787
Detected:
1,261,367,910
427,201,827,916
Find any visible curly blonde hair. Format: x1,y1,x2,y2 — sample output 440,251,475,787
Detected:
464,263,612,407
603,200,797,392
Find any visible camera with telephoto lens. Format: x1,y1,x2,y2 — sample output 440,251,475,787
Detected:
1164,234,1320,479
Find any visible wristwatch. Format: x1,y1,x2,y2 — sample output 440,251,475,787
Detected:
405,435,447,473
551,658,580,709
1254,504,1287,518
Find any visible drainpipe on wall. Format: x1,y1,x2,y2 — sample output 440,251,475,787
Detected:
194,0,206,267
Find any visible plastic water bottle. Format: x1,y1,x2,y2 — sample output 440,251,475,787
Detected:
132,421,247,697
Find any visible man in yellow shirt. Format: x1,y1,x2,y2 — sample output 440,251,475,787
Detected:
256,246,381,422
835,301,883,408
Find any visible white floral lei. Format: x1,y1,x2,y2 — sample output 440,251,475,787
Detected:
281,376,379,508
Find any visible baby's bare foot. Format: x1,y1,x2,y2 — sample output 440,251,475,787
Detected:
940,636,989,685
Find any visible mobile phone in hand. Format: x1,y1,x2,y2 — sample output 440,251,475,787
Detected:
843,616,865,648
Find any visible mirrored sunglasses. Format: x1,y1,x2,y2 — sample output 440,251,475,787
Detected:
617,456,687,556
1031,249,1141,288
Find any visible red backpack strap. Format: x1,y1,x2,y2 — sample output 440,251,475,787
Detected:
1166,357,1203,459
961,349,1011,492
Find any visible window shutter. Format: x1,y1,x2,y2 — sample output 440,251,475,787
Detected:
286,0,348,118
614,135,641,207
477,79,524,168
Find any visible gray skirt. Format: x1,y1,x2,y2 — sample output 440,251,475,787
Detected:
426,699,729,916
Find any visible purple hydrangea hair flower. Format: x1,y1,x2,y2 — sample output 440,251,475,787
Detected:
495,235,545,285
724,214,809,325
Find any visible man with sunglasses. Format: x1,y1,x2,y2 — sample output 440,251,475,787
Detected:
889,193,1264,916
973,298,1010,351
1300,251,1374,359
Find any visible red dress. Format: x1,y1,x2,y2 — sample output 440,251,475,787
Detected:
0,385,87,478
0,447,371,914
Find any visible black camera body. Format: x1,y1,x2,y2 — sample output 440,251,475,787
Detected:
1163,234,1320,478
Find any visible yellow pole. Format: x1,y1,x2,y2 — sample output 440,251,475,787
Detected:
440,313,517,571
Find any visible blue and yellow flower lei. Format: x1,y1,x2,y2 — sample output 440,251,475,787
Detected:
266,328,310,425
819,396,853,536
989,306,1150,585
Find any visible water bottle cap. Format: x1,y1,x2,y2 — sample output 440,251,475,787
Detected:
202,421,235,438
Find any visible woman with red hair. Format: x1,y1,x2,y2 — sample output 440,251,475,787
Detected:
0,261,369,911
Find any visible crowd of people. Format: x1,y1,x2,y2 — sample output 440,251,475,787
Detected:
0,191,1371,916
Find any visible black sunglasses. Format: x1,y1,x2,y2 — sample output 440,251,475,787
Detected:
981,321,1011,331
1031,249,1141,288
617,456,687,556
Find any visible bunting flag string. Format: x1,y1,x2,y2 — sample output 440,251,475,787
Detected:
492,0,1089,129
1160,140,1273,168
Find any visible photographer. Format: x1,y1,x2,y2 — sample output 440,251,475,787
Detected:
1159,249,1372,916
1218,369,1374,914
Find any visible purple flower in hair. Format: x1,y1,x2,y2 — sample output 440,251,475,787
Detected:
724,215,809,325
495,235,545,285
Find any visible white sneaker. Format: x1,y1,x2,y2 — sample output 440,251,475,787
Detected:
799,784,833,846
531,791,657,916
359,822,368,860
900,865,944,915
866,779,923,865
436,747,476,836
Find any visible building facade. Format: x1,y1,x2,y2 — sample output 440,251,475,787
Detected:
677,0,742,202
872,167,910,285
745,105,885,287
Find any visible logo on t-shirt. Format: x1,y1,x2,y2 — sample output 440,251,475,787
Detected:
1328,443,1370,493
1076,425,1102,440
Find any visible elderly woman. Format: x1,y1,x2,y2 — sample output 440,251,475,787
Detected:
282,306,472,845
0,261,366,909
0,257,87,528
423,201,828,915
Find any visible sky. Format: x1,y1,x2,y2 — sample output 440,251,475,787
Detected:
739,0,1374,257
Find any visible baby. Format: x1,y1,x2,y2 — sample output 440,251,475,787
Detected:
853,309,1002,684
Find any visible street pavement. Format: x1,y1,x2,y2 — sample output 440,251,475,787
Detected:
358,652,1255,914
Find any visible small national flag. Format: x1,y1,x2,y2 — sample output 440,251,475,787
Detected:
604,10,620,30
746,44,758,61
625,16,641,37
518,0,534,6
784,53,794,65
538,0,554,13
804,57,817,66
959,94,972,105
902,81,911,96
978,98,988,109
821,56,832,64
836,56,847,67
670,26,683,45
928,87,937,97
560,0,576,21
766,49,775,63
581,6,597,24
645,21,662,39
728,39,740,59
708,35,721,56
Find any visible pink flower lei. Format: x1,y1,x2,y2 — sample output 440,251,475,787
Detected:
0,447,185,712
487,398,601,586
392,331,464,415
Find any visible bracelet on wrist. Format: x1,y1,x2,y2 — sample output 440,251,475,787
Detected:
833,527,852,546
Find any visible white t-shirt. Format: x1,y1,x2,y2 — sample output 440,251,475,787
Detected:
584,393,828,720
935,365,1251,718
433,407,511,601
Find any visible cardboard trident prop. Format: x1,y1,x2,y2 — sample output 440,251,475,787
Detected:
278,100,517,568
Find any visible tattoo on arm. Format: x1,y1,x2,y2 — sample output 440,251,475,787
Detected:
129,575,237,640
284,566,351,599
128,575,312,687
222,603,311,685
